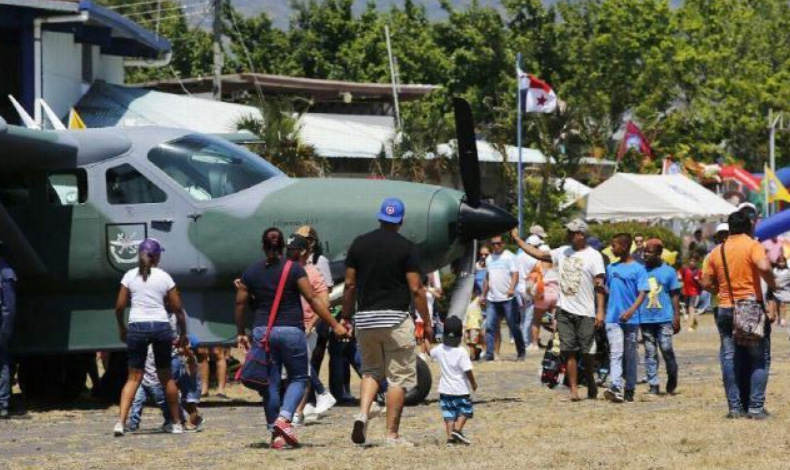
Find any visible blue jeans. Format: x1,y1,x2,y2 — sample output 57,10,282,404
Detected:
128,382,169,428
485,298,525,359
0,341,10,410
517,292,534,346
328,334,362,399
715,307,771,413
697,291,712,313
641,323,678,387
251,326,309,427
606,323,639,391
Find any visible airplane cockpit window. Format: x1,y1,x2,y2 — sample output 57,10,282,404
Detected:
148,134,282,201
106,164,167,205
47,170,87,206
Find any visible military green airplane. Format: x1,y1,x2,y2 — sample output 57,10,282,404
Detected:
0,98,515,400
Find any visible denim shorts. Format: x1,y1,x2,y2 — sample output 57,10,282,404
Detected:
126,322,173,370
439,393,474,421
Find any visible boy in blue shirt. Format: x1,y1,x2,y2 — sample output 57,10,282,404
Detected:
604,233,648,403
639,238,681,395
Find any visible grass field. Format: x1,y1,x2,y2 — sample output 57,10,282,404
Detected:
3,314,790,470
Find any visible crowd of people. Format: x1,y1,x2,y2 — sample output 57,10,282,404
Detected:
4,195,786,447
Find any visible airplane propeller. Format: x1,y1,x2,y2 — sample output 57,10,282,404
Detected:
446,98,517,320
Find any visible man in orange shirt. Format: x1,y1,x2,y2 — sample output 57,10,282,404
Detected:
702,210,776,420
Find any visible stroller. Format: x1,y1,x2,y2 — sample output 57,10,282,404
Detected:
540,312,610,389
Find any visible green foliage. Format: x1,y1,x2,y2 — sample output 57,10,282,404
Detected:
545,221,682,253
235,98,326,177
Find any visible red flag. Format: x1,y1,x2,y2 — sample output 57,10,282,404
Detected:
617,121,653,161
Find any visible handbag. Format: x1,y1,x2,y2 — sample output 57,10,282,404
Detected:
720,241,765,346
237,260,293,392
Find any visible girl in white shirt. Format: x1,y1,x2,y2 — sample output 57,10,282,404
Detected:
113,238,187,436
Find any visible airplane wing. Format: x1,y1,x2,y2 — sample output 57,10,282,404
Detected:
0,116,79,172
0,116,76,275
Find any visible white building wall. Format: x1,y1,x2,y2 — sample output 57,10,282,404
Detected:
42,32,125,119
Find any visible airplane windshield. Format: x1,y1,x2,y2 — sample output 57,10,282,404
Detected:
148,134,282,200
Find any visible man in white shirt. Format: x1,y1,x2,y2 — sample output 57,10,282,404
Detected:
513,219,606,401
481,235,525,361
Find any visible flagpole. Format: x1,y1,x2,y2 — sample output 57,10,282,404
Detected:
516,52,524,237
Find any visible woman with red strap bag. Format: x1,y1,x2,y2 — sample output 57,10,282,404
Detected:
235,228,349,449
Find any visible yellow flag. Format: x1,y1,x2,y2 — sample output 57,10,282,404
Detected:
68,108,86,130
764,166,790,203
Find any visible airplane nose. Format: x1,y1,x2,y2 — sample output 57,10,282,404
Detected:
458,201,518,242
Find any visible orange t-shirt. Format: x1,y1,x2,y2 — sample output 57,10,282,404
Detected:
704,234,767,308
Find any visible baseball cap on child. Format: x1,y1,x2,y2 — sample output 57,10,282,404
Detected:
443,317,463,347
377,197,405,224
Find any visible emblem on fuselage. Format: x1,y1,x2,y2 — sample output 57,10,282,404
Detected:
106,223,148,272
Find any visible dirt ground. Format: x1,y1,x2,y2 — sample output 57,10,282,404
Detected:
3,314,790,470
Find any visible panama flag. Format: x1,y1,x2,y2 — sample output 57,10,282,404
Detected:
764,166,790,203
518,69,557,114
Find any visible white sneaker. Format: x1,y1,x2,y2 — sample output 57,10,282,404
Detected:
315,392,337,414
292,413,304,426
369,402,382,418
303,404,320,423
526,344,539,352
113,422,125,437
163,423,183,434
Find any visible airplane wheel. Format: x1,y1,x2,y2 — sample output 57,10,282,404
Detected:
404,355,432,406
17,355,87,402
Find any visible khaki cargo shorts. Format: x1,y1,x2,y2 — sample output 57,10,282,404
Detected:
357,318,417,389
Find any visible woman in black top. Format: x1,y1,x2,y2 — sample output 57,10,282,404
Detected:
235,228,348,449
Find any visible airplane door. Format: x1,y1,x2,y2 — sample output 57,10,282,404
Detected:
99,161,202,283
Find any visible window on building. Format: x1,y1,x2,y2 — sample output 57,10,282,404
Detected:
106,164,166,205
47,170,87,205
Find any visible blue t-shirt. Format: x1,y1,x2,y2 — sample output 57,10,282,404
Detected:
241,258,308,329
605,260,649,324
639,263,681,324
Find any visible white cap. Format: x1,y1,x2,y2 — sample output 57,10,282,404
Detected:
526,235,543,246
716,223,729,233
538,244,551,253
738,202,757,212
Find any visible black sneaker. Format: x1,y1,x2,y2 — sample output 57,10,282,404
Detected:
351,414,367,444
624,390,635,402
648,385,660,395
666,374,678,395
451,430,471,445
603,387,624,403
747,409,770,420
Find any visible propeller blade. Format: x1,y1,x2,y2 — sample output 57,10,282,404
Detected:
453,97,481,208
446,241,477,321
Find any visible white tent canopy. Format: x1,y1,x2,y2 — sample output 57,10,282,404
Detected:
584,173,737,221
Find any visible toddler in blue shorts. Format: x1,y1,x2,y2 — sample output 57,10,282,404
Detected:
426,317,478,445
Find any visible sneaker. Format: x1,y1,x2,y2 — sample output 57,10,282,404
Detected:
273,418,299,447
384,437,415,447
451,430,471,445
163,423,184,434
648,385,660,395
624,390,635,402
604,387,624,403
446,438,456,446
315,392,337,414
351,413,368,444
726,410,746,419
526,343,539,352
126,423,139,432
195,415,205,431
113,422,125,437
303,405,320,423
369,402,383,419
516,354,526,362
747,409,770,420
271,435,292,450
292,413,304,426
666,374,678,395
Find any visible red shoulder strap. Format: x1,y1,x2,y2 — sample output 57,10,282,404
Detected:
261,260,293,351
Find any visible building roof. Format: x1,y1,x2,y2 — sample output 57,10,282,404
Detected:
0,0,171,59
135,73,440,103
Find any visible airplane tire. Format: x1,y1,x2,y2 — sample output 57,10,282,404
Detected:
404,355,432,406
17,354,87,402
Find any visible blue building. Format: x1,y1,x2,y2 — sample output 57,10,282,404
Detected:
0,0,171,125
